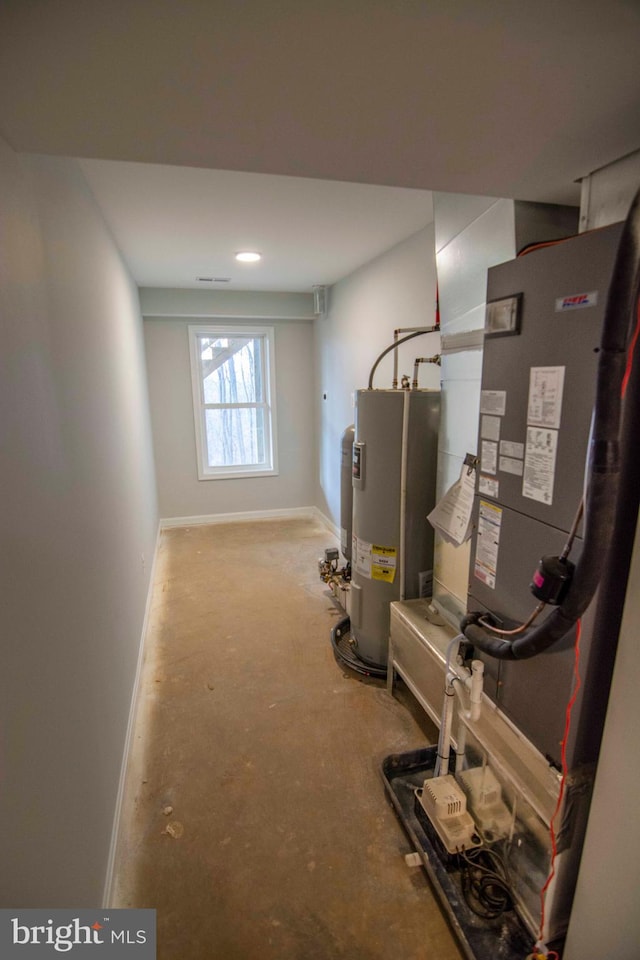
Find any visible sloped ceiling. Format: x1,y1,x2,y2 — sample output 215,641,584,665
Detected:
77,159,434,291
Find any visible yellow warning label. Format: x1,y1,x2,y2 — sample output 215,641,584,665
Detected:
371,544,397,584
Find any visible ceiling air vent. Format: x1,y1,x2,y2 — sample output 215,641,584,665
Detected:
195,277,232,283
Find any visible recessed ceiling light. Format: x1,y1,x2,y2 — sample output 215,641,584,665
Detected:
235,251,262,263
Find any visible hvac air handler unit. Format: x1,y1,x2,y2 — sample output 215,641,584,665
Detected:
465,221,625,773
384,193,640,960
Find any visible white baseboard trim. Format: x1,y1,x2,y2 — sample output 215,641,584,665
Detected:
102,521,162,909
312,507,340,540
160,505,333,530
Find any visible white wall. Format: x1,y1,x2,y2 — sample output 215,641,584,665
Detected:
0,139,158,905
432,195,516,621
314,226,439,527
579,148,640,232
141,290,316,520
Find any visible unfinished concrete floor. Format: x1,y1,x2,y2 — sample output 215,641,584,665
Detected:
112,517,464,960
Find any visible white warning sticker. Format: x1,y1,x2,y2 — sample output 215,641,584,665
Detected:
500,440,524,459
481,440,498,475
480,390,507,417
474,501,502,590
499,456,524,476
353,536,372,579
527,367,565,430
523,428,559,504
479,475,499,498
481,415,501,442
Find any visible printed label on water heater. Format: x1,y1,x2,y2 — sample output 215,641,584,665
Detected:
371,545,397,583
352,536,372,579
341,526,348,555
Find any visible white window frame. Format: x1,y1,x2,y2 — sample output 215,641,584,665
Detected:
188,324,278,480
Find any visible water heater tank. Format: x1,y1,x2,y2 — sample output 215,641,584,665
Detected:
351,389,440,667
340,425,355,561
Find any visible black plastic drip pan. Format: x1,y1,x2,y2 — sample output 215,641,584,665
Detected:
382,746,534,960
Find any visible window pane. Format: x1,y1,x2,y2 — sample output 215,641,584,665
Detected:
199,336,263,404
204,407,267,468
189,324,277,480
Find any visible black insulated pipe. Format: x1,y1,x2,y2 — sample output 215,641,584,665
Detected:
461,187,640,661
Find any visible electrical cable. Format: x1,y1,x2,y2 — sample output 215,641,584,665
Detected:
516,227,609,259
534,619,582,959
621,295,640,397
458,845,515,920
517,237,573,258
560,498,584,562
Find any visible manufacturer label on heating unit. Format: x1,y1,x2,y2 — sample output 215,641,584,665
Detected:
555,290,598,311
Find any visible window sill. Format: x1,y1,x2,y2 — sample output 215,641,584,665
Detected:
197,468,279,481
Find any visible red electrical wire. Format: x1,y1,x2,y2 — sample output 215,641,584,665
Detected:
533,291,639,956
621,296,640,398
536,619,582,958
531,267,639,960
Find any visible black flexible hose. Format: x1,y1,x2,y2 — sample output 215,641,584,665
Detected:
461,187,640,660
329,616,387,678
367,326,439,389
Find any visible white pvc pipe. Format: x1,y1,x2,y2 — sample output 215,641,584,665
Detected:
434,634,462,777
469,659,484,722
438,648,484,777
437,684,456,777
455,719,467,774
